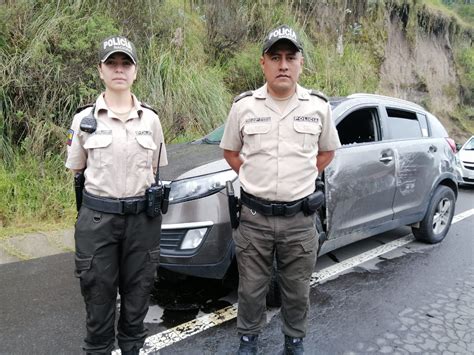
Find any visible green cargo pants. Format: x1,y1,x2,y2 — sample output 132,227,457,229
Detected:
74,206,161,353
233,205,318,338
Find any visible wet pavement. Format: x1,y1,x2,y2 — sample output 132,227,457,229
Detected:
0,187,473,354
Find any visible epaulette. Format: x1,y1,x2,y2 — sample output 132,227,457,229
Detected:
233,91,253,103
140,102,158,115
75,103,94,114
309,90,328,102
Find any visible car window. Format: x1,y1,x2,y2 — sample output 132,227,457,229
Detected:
426,112,448,138
337,107,381,145
416,113,429,137
201,125,225,144
464,137,474,150
386,108,423,139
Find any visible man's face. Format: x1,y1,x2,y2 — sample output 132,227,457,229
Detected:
260,40,303,98
98,52,137,92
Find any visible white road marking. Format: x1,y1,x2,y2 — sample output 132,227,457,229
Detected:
309,234,414,287
452,208,474,224
112,209,472,354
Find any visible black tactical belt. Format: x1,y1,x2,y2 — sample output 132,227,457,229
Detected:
82,191,147,215
240,189,304,217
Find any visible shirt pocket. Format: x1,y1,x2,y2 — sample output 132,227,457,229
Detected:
242,123,271,151
83,134,113,167
293,121,321,151
135,135,157,168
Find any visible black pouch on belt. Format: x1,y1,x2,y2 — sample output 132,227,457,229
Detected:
226,181,240,229
302,190,324,216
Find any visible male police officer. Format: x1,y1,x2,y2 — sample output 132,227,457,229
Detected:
66,36,167,354
220,25,341,354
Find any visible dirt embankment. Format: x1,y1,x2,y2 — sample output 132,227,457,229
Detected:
379,12,468,141
311,1,471,142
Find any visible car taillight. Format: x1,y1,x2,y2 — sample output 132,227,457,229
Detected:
445,138,457,153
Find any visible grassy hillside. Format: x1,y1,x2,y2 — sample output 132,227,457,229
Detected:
0,0,472,236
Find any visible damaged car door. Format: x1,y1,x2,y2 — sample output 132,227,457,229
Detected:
323,104,397,249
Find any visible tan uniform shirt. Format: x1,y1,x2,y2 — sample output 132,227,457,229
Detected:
220,83,341,202
66,93,168,198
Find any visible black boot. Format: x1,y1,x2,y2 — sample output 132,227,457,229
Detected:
283,335,304,355
237,334,258,355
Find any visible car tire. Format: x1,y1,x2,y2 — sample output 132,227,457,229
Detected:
266,214,325,308
412,185,455,244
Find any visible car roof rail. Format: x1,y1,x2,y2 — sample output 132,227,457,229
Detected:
347,93,425,110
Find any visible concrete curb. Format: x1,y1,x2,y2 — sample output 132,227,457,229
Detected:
0,229,75,265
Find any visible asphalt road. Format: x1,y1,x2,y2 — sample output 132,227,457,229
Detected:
1,187,473,354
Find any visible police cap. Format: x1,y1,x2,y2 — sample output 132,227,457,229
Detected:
98,36,138,64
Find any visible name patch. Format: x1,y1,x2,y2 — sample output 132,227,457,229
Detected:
245,117,271,124
294,116,319,123
136,130,152,136
94,130,112,135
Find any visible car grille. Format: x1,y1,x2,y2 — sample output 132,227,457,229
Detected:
160,229,185,250
462,177,474,183
461,160,474,169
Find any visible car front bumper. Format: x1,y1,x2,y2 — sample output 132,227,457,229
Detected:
455,160,474,185
159,220,234,279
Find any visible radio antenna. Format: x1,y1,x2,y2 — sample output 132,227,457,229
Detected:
155,143,163,186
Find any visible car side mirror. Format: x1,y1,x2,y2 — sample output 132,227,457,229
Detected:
455,143,462,151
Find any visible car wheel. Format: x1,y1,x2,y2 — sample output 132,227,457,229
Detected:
412,185,455,244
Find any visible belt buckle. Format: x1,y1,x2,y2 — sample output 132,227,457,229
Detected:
122,200,138,215
271,203,285,216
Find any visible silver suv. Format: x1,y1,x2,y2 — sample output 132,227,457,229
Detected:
159,93,458,281
455,135,474,186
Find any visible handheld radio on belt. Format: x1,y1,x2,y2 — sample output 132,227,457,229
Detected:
146,143,170,217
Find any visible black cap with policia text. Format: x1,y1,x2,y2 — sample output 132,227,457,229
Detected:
98,36,138,64
262,25,303,54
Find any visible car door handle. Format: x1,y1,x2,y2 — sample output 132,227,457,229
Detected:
429,145,437,153
379,156,393,163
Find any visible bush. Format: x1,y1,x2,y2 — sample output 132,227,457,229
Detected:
0,151,75,231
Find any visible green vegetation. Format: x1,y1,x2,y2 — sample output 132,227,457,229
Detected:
0,0,472,236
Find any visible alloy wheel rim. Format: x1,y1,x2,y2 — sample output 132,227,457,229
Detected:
432,197,452,234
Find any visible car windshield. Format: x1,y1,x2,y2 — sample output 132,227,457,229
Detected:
201,125,225,144
463,137,474,150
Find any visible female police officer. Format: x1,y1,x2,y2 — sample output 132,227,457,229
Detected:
66,36,167,354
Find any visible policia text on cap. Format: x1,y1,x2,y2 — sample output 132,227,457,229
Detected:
65,35,168,355
220,25,341,355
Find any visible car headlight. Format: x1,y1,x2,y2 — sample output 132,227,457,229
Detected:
169,169,237,204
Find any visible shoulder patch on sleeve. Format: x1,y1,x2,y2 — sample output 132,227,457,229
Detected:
140,102,158,115
67,129,74,146
309,90,328,102
233,91,253,103
75,103,94,114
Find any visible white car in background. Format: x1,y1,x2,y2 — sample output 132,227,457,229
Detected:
455,135,474,186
